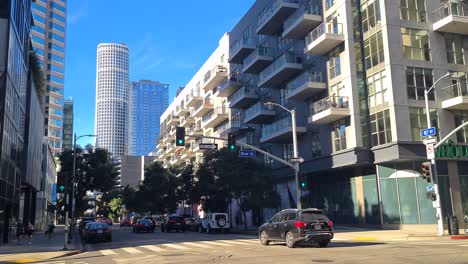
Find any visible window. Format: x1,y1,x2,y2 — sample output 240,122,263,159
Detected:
310,132,322,158
409,107,437,141
329,82,343,96
364,31,384,70
370,109,392,146
401,28,430,61
333,119,347,151
400,0,426,22
280,88,288,105
406,67,434,100
361,0,381,33
270,213,280,223
450,72,468,97
328,46,342,79
282,144,293,161
367,70,389,108
454,111,468,143
445,34,465,65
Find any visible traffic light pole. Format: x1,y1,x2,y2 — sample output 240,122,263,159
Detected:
291,109,302,210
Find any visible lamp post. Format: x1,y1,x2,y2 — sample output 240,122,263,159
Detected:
265,102,302,209
424,72,450,236
69,133,96,242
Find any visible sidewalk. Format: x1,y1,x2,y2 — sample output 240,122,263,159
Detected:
0,226,82,263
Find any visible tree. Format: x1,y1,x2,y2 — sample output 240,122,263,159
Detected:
176,164,195,205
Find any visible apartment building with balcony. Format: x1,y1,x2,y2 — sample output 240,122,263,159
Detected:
225,0,468,228
157,34,236,167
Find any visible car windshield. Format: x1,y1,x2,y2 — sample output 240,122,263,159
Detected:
88,223,108,229
301,212,327,222
139,219,151,224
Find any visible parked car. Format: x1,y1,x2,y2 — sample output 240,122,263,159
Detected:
153,215,164,227
79,217,96,236
100,217,113,226
120,219,131,227
258,208,334,248
82,222,112,243
132,218,155,233
143,216,156,226
199,213,230,233
160,215,186,232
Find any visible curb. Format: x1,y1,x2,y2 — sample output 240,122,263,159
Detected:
451,235,468,240
5,250,82,264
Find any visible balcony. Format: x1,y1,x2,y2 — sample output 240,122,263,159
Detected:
305,22,345,55
186,89,202,107
441,81,468,110
286,72,326,100
203,65,228,91
162,132,172,144
218,70,243,97
193,98,214,117
243,46,275,74
228,84,259,108
219,120,247,136
433,2,468,35
180,146,196,160
260,116,306,143
180,115,195,127
169,126,177,136
282,5,322,39
256,0,300,35
245,102,276,124
309,96,350,124
201,107,229,128
187,123,203,136
258,51,303,88
167,114,180,126
229,37,256,64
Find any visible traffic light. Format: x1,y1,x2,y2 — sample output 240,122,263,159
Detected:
176,126,185,146
421,161,432,183
56,174,66,193
227,133,236,151
299,173,307,190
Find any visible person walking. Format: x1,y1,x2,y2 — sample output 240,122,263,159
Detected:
46,221,55,240
15,220,24,244
26,222,34,245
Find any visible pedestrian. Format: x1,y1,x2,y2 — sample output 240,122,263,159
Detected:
27,222,34,245
16,220,24,244
46,221,55,240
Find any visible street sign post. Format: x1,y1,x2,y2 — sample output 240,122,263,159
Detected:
421,127,437,137
426,143,435,159
199,143,218,150
423,138,436,145
290,157,304,164
239,150,256,157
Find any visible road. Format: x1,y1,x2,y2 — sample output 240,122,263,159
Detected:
36,227,468,264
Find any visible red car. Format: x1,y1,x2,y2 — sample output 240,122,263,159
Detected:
120,219,131,227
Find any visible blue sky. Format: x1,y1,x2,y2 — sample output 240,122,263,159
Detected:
65,0,255,147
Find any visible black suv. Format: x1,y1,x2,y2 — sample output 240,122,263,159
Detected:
258,208,334,248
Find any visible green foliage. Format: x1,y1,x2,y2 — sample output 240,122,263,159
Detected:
29,51,45,102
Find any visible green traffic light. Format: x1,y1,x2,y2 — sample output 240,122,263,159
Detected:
59,185,65,191
178,139,184,144
301,182,306,187
230,145,235,150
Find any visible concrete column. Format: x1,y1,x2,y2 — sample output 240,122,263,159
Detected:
355,176,366,224
447,161,464,225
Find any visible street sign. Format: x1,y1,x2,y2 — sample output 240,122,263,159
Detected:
239,150,256,157
426,185,434,192
290,157,304,164
426,143,435,159
421,127,437,137
199,143,218,150
423,138,437,145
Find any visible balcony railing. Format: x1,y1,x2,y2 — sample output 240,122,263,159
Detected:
245,101,275,120
310,96,349,115
257,0,299,29
203,65,227,84
229,37,256,59
202,107,229,123
228,83,258,102
261,117,297,139
286,72,323,93
218,70,243,90
434,1,468,19
194,98,213,111
259,51,302,83
216,119,243,134
306,22,343,45
449,81,468,97
243,46,275,66
283,4,322,30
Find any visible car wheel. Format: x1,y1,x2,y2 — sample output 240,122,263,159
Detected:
260,231,270,246
286,232,295,248
318,242,329,248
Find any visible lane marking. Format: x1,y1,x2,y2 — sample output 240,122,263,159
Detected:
100,249,117,255
182,242,213,248
140,245,168,252
160,243,190,250
219,240,252,245
121,247,144,254
236,239,259,244
200,241,234,247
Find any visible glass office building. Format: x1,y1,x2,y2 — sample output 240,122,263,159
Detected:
31,0,67,155
128,80,169,156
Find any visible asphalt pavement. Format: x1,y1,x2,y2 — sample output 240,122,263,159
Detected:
30,227,468,264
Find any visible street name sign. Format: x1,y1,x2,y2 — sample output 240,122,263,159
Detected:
426,185,434,192
290,157,304,164
199,143,218,150
421,127,436,137
239,150,256,157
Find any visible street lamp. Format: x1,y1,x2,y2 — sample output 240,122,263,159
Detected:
67,133,96,245
424,72,450,236
265,102,302,209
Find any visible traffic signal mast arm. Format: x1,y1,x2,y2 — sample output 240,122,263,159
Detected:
434,121,468,149
185,135,296,170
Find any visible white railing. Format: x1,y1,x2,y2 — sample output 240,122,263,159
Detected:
204,65,227,84
202,107,228,123
310,95,349,115
305,22,343,45
433,1,468,18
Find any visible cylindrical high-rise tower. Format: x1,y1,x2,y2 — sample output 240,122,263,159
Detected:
95,43,129,159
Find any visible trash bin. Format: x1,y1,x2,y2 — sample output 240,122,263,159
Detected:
447,216,459,235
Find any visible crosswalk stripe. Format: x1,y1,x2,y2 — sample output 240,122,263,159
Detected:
182,242,213,248
140,245,168,252
457,244,468,247
121,247,144,254
200,241,234,247
236,239,259,244
100,249,117,255
219,240,252,245
160,243,190,250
